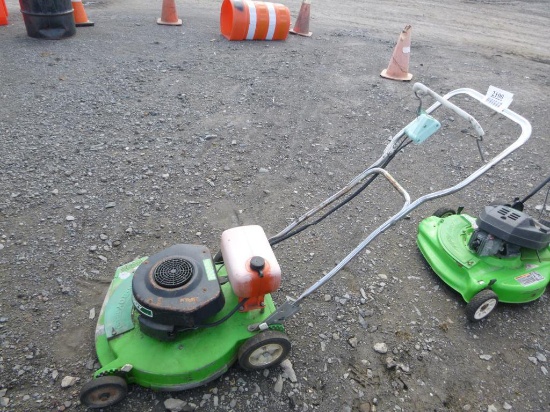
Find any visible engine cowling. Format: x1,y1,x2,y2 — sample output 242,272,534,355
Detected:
469,205,550,257
132,244,225,340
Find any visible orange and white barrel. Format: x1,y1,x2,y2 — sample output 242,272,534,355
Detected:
220,0,290,41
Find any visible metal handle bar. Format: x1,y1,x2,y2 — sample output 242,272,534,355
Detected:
413,83,485,137
294,168,410,302
254,168,410,329
270,83,489,242
256,85,532,329
414,86,531,199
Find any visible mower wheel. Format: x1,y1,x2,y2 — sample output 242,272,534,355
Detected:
238,330,291,371
433,207,456,218
80,376,128,409
466,289,498,322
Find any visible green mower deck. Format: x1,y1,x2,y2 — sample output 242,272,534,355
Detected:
417,213,550,304
92,257,280,391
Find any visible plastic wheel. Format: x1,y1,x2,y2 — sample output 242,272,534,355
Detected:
238,330,291,371
433,207,456,218
466,289,498,321
80,376,128,409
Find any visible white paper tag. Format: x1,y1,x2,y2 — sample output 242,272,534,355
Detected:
402,46,410,54
484,86,513,112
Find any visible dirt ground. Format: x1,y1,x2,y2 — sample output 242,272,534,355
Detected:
1,0,549,411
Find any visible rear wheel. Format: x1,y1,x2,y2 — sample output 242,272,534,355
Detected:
80,376,128,409
466,289,498,321
433,207,456,218
238,330,291,370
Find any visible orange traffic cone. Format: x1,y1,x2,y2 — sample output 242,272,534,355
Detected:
157,0,182,26
1,0,8,26
381,25,413,81
289,0,312,37
72,0,94,27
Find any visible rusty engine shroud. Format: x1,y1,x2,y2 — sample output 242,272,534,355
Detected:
132,244,225,339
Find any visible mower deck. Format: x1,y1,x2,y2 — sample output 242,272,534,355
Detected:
417,213,550,304
93,257,278,391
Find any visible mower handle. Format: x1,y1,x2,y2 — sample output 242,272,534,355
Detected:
255,168,411,328
269,84,510,244
256,84,532,329
518,175,550,207
413,83,485,137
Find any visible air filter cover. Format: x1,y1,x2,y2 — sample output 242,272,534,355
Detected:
132,244,224,327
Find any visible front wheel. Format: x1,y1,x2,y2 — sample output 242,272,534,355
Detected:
466,289,498,321
238,330,291,371
80,376,128,409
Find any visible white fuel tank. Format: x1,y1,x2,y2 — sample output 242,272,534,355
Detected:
220,225,281,298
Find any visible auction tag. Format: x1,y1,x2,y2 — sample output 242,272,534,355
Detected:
484,86,513,112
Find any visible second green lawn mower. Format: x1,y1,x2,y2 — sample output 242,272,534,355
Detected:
417,176,550,321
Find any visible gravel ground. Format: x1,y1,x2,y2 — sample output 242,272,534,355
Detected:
1,0,549,411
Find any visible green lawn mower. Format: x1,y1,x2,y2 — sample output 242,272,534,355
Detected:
80,84,533,408
417,176,550,321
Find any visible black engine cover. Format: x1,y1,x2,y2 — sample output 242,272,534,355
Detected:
477,205,550,250
132,244,225,330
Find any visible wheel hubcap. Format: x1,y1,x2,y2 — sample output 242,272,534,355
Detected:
474,298,497,319
86,387,121,407
249,343,284,367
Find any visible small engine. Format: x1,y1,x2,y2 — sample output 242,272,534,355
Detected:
132,244,225,340
468,205,550,257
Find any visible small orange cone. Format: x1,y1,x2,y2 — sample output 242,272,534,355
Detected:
1,0,8,26
289,0,312,37
157,0,182,26
72,0,94,27
381,25,413,81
